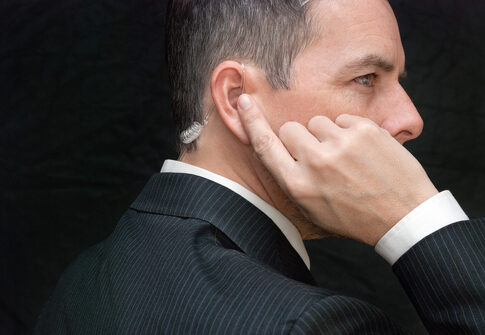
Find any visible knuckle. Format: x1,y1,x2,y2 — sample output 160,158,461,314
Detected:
337,131,352,146
334,136,354,158
287,175,307,198
307,150,327,169
243,108,260,126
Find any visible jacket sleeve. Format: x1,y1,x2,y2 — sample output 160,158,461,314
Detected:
392,218,485,334
290,295,408,334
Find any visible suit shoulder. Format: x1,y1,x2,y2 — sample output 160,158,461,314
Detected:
290,295,407,334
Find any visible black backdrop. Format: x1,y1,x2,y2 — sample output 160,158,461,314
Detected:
1,0,484,334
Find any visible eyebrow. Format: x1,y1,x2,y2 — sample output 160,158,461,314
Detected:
343,54,407,79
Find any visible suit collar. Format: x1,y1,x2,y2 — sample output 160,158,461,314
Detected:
160,159,310,269
130,173,315,285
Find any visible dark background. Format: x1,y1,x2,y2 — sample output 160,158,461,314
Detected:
1,0,484,334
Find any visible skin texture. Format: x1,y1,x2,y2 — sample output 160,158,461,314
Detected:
180,0,427,240
237,96,438,245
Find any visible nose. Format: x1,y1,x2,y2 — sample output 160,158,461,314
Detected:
380,85,423,144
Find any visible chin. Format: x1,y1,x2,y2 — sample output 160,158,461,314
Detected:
286,203,331,240
300,223,332,240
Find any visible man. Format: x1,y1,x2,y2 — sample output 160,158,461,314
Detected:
35,0,485,333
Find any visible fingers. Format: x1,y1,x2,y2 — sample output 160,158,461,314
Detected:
335,114,376,129
307,116,341,142
336,114,392,138
279,122,320,161
237,94,296,186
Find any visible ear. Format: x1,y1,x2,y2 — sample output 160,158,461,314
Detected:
210,61,250,144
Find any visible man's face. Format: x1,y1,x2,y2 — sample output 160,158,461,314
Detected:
257,0,423,145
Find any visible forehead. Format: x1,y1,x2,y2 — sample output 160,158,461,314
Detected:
305,0,405,71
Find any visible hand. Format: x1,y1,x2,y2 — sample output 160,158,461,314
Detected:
237,94,438,246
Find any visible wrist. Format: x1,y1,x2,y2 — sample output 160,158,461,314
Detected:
375,190,469,264
368,185,439,247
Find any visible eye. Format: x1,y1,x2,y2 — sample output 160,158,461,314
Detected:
354,73,377,87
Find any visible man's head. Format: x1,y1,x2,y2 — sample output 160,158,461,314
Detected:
166,0,424,238
166,0,422,153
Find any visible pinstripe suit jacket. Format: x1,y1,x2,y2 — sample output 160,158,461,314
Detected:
35,173,485,334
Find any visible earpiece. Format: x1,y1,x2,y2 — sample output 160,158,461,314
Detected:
180,63,246,144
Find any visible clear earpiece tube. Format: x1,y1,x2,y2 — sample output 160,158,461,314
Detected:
241,63,246,94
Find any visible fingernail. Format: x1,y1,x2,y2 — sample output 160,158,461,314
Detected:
238,94,252,111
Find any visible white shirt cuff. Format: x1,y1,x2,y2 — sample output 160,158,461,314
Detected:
375,190,469,265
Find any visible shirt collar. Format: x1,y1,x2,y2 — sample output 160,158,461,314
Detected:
160,159,310,269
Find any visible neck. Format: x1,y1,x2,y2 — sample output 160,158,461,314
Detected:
178,119,327,240
179,133,276,207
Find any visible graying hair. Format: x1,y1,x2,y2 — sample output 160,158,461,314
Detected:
165,0,319,153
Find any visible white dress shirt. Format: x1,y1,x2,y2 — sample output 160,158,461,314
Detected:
161,160,469,268
375,190,468,264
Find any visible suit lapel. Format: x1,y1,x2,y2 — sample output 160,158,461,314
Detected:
130,173,315,285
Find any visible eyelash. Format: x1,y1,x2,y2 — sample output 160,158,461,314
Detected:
354,73,377,87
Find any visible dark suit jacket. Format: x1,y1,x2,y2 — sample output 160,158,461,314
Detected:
34,173,485,334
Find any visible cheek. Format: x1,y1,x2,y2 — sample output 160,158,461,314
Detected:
323,89,384,124
258,87,381,131
262,90,343,129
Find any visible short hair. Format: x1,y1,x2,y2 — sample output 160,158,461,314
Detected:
165,0,319,153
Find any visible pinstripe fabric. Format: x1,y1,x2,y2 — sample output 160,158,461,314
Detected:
34,173,483,334
393,218,485,334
